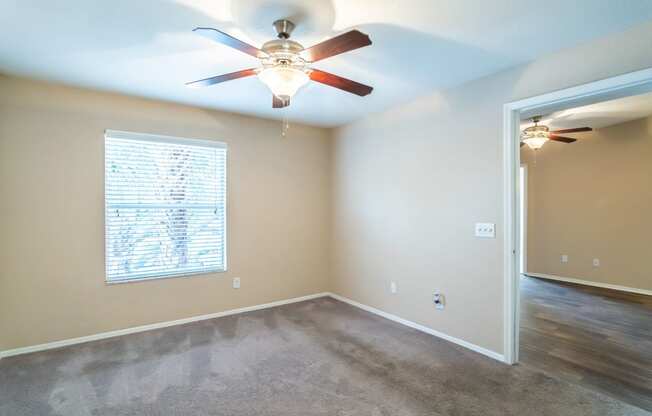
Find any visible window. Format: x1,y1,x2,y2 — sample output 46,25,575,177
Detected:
104,130,227,283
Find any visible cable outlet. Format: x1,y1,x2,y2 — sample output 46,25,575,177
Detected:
233,277,241,289
433,292,444,310
592,258,600,267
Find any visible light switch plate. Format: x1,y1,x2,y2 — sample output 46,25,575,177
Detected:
233,277,241,289
475,223,496,238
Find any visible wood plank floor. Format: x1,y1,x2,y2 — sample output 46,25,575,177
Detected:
520,275,652,412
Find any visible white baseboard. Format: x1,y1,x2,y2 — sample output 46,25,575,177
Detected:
327,292,506,363
1,291,506,364
0,292,329,359
525,273,652,296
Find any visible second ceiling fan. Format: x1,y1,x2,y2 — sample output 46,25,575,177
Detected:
521,116,592,150
186,19,373,108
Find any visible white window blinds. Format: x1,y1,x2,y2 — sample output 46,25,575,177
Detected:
104,130,227,282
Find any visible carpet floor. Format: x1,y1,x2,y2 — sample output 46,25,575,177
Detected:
1,297,648,415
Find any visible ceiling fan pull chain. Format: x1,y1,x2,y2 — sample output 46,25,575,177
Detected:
281,112,290,137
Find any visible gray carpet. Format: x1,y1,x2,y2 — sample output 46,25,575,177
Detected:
0,297,648,416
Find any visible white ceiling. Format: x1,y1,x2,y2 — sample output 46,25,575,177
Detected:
521,91,652,131
2,1,652,127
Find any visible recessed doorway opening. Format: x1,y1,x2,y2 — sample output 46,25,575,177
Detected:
504,67,652,411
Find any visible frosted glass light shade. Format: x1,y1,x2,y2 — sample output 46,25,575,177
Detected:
258,67,309,100
522,133,549,150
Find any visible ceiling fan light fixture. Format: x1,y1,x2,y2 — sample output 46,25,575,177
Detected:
187,24,374,108
522,132,549,150
258,66,309,101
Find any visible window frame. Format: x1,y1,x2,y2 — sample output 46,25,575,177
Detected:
103,129,228,284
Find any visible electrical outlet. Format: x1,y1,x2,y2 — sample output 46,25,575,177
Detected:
233,277,241,289
561,254,568,263
475,223,495,238
592,258,600,267
390,281,397,294
433,292,445,310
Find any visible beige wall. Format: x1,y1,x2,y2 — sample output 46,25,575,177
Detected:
522,116,652,291
331,22,652,355
3,21,652,356
0,76,332,351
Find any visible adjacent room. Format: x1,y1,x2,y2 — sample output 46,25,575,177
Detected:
1,1,651,415
518,93,652,410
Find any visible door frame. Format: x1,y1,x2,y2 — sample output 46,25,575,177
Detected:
519,164,527,276
502,67,652,365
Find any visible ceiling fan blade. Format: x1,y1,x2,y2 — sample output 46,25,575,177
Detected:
309,69,373,96
193,27,267,58
186,68,257,88
300,30,371,62
520,142,525,147
550,127,592,134
548,135,577,143
272,95,289,108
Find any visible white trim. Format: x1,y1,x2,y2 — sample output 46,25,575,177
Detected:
503,66,652,365
329,293,506,363
0,293,329,359
1,292,507,363
509,67,652,118
104,129,227,148
503,102,521,365
525,273,652,297
104,268,226,285
103,130,229,284
519,164,528,275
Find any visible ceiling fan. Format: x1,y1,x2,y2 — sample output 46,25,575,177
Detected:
521,116,592,150
186,20,373,108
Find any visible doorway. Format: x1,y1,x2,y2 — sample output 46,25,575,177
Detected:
503,67,652,411
503,67,652,365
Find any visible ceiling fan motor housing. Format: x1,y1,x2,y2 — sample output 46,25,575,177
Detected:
264,19,304,67
261,38,306,70
521,124,549,144
273,19,295,39
522,124,549,135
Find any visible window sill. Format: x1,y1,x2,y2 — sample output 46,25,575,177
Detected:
105,268,227,285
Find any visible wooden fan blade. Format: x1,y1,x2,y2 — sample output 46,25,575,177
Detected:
548,135,577,143
550,127,592,134
186,68,257,88
309,69,373,96
300,30,371,62
193,28,267,58
272,95,290,108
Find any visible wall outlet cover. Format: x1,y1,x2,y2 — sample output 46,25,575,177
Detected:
233,277,241,289
561,254,568,263
475,223,496,238
592,258,600,267
390,281,397,294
